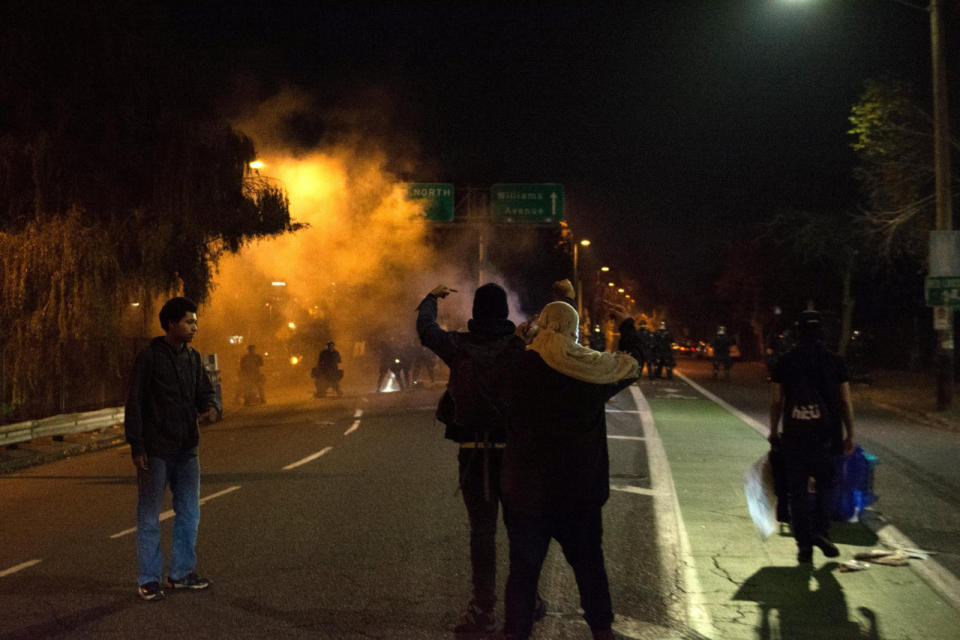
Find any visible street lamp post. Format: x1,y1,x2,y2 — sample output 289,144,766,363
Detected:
930,0,953,409
572,238,591,319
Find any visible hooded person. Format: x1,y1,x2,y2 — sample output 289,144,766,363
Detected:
500,302,639,640
415,283,534,633
769,310,856,564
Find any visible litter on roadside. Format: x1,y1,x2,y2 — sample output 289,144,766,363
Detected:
839,560,870,572
851,549,911,567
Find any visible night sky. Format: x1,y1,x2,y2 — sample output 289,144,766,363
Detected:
13,0,939,329
170,1,932,303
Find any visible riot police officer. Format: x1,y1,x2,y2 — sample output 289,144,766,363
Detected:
652,321,675,379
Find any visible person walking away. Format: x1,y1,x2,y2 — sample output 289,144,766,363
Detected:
417,283,528,633
124,297,221,601
314,341,343,397
769,310,855,564
239,344,265,404
711,325,735,379
501,302,639,640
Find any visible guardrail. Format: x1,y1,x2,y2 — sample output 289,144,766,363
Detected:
0,407,124,447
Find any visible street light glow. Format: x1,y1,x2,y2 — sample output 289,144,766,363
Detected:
600,266,610,272
618,288,625,294
608,282,615,287
271,281,286,287
249,160,264,170
580,239,591,246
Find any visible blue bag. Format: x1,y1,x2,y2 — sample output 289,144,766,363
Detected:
831,445,878,521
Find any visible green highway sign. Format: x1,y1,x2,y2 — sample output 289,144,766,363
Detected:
405,183,454,222
490,183,564,224
925,276,960,306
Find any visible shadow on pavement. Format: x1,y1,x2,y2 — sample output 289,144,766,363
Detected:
733,564,879,640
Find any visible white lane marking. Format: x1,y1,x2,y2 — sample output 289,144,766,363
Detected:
608,435,645,441
611,484,664,497
606,409,642,414
283,446,333,470
199,485,241,505
674,370,767,436
630,385,713,637
344,420,360,436
0,559,42,578
353,408,363,418
109,485,243,539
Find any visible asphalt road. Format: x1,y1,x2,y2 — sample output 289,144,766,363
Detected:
671,357,960,584
0,383,683,639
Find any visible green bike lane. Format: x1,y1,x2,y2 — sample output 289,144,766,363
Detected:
640,377,960,640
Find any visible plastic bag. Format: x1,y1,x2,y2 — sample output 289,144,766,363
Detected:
744,453,778,540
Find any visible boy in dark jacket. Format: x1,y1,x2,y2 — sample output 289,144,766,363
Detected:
417,283,526,633
125,297,220,601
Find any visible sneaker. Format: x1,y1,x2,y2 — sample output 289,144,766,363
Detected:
814,535,840,558
454,601,496,633
797,546,813,564
138,581,165,601
165,572,211,590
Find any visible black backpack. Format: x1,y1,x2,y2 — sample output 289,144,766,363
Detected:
437,337,512,442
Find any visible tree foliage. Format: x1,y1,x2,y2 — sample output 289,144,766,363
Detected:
0,3,293,418
848,76,959,258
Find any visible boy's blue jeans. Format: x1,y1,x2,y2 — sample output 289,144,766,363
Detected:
136,453,200,585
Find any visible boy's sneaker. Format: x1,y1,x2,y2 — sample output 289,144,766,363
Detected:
454,601,496,633
138,581,165,601
166,573,211,590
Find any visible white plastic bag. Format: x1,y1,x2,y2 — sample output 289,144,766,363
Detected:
744,453,777,540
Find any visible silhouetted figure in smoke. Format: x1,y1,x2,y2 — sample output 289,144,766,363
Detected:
313,341,343,397
411,344,437,386
239,345,265,404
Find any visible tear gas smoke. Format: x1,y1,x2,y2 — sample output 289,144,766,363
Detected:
194,91,525,396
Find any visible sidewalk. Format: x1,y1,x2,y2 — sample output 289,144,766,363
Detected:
645,376,960,639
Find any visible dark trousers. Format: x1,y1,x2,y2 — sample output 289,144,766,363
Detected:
783,442,834,549
458,447,503,611
503,507,612,638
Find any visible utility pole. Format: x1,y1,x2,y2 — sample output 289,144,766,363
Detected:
931,0,953,409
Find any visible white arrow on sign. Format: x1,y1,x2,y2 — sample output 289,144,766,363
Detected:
550,192,557,216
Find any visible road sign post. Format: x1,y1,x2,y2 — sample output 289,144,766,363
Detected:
405,183,454,222
490,184,564,224
925,276,960,307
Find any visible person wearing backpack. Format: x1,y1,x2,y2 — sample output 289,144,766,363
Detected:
769,310,856,564
416,282,528,633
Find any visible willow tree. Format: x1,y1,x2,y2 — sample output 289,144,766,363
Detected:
0,5,293,419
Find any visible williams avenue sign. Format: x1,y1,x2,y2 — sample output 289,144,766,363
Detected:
490,184,564,224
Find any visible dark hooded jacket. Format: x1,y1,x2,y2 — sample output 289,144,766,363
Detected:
124,337,220,457
501,349,635,516
416,292,525,443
